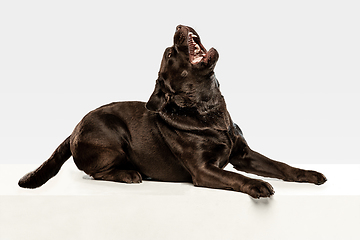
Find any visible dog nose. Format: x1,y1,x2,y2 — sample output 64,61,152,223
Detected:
176,25,182,32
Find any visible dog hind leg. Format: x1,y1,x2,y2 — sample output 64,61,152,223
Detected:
73,144,142,184
92,168,142,183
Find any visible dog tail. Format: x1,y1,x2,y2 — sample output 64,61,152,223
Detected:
18,136,72,189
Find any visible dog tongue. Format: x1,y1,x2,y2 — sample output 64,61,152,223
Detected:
192,54,205,64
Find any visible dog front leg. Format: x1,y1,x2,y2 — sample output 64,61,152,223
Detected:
191,164,274,198
230,146,327,185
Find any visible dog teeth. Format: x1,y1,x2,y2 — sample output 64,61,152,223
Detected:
189,32,198,38
188,31,204,64
194,44,200,54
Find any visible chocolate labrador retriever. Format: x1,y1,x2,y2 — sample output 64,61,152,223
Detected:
19,25,326,198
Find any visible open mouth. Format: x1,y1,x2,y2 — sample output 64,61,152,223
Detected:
188,32,207,65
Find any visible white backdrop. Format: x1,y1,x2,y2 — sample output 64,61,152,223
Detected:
1,0,359,164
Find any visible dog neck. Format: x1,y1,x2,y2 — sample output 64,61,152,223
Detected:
158,80,231,132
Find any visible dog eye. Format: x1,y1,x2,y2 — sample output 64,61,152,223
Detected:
168,51,173,58
167,49,174,58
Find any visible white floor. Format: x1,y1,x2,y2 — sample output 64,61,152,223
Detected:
1,161,359,240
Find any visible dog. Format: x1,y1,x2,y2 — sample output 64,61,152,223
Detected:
19,25,326,198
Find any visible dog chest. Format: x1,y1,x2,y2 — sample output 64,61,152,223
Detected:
157,123,232,169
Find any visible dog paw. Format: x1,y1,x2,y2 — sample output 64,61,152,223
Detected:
93,170,143,184
120,170,143,184
296,170,327,185
245,179,275,199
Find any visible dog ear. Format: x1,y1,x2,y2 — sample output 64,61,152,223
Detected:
146,80,167,112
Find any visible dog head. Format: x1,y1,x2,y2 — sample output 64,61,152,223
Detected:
146,25,220,112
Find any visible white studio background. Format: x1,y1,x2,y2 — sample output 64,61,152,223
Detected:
1,0,359,164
